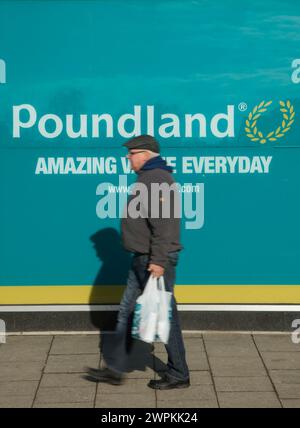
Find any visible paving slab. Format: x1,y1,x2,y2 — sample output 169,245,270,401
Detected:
34,386,96,404
204,342,259,357
0,380,39,396
157,399,218,408
154,338,205,354
209,356,267,377
154,370,213,386
40,373,95,388
123,352,154,375
186,352,210,371
122,368,154,379
33,401,94,408
183,337,206,349
45,354,99,373
273,384,300,399
253,334,300,352
182,332,203,338
1,332,299,408
190,371,213,386
203,333,254,344
153,350,209,371
50,335,100,355
5,336,53,346
0,336,52,363
0,362,44,381
96,378,154,394
0,395,34,408
218,392,282,408
0,349,49,363
214,376,274,392
261,352,300,370
154,342,167,353
95,393,156,408
269,370,300,385
156,385,216,402
281,399,300,408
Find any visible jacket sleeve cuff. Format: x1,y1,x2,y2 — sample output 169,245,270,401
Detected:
149,256,168,269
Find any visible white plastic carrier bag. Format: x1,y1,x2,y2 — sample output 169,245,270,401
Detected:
131,275,172,344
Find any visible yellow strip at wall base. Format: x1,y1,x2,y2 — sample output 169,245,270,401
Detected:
1,285,300,305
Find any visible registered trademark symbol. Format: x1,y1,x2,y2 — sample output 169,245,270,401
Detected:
238,102,248,112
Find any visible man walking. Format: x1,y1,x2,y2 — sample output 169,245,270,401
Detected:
85,135,190,390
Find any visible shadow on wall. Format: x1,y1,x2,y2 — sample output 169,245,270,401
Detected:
90,227,131,287
88,227,131,331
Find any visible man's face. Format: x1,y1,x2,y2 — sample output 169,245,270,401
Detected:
126,149,151,172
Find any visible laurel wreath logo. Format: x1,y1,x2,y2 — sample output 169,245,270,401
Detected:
245,100,295,144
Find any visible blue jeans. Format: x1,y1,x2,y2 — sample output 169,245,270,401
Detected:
102,251,190,381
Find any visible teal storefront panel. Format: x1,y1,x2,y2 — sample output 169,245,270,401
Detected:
0,0,299,304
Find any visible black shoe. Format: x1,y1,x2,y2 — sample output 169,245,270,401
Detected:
83,367,124,385
148,375,190,390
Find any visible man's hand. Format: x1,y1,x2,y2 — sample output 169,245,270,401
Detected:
148,263,165,278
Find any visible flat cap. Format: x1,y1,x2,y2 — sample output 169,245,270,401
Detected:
122,134,160,153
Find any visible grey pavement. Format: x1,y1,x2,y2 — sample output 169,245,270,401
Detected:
0,332,300,408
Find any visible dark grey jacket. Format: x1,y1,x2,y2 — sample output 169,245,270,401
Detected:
121,167,183,268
